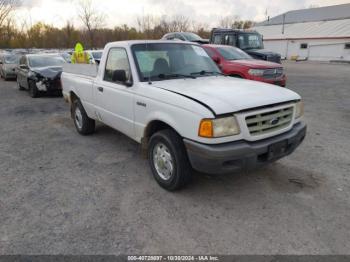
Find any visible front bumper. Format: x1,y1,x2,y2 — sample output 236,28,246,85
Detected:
184,122,306,174
250,75,287,87
36,78,62,92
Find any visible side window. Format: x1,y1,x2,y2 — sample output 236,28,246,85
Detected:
238,35,246,48
213,34,222,44
226,34,235,46
176,33,186,41
104,48,131,83
167,34,175,40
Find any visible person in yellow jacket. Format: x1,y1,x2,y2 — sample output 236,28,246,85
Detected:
71,42,92,64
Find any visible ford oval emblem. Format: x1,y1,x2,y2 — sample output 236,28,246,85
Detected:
270,117,280,125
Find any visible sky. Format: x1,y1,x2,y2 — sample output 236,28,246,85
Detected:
14,0,350,29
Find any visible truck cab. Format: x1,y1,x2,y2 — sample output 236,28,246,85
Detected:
210,28,281,64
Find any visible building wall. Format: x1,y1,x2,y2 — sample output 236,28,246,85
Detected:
263,38,350,61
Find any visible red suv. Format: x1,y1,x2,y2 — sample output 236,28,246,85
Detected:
203,44,286,87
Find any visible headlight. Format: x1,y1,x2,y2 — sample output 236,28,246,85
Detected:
248,69,265,76
295,101,304,119
199,116,240,138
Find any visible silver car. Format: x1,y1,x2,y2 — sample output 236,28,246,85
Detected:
0,54,20,80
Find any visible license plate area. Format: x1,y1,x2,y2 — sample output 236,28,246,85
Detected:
268,140,288,160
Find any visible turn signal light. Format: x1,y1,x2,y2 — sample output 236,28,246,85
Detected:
199,119,213,138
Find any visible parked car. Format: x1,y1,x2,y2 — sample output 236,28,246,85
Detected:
17,54,66,97
162,32,209,44
210,28,281,63
61,40,306,191
86,50,103,64
60,52,72,63
203,44,286,87
0,54,20,80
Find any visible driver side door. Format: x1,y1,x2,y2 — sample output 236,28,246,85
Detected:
94,47,135,138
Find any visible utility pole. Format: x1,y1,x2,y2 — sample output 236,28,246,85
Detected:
282,13,286,34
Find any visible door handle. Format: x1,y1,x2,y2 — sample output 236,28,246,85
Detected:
97,87,104,92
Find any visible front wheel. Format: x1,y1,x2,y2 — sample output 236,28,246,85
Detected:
28,80,39,98
148,129,192,191
72,99,95,135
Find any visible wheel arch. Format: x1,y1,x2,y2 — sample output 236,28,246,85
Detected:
141,119,182,158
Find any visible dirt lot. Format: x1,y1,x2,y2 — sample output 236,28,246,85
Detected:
0,61,349,255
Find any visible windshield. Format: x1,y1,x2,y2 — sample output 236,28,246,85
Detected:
92,51,102,60
182,33,203,41
216,46,252,60
28,56,66,68
132,43,220,82
238,33,263,50
4,55,20,64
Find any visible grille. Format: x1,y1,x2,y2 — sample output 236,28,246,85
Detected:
245,107,293,136
263,68,284,79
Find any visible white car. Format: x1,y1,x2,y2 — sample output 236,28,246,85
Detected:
61,40,306,191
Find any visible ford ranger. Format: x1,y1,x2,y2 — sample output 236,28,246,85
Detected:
61,40,306,191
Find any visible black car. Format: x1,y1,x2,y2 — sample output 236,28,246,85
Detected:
210,28,281,63
162,32,209,44
16,54,66,97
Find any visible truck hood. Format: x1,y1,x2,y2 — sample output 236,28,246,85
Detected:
246,49,278,56
228,59,282,68
152,76,300,115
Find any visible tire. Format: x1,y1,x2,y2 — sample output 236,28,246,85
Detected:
17,79,25,91
72,99,95,135
28,80,39,98
148,129,192,191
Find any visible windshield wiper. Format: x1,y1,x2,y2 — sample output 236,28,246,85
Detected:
158,73,196,79
190,70,225,76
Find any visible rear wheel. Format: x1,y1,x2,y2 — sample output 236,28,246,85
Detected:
28,80,39,98
148,129,192,191
72,99,95,135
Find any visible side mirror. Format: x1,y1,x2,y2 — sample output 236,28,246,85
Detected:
0,61,3,65
213,56,221,64
112,70,132,87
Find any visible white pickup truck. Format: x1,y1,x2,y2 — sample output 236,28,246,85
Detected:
61,40,306,191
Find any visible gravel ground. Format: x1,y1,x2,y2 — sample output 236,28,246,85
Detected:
0,61,350,255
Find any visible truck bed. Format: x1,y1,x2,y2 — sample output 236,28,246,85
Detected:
63,64,98,78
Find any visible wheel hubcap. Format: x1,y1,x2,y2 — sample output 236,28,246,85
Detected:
153,143,174,181
75,107,83,129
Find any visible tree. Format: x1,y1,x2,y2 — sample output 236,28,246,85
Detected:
77,0,105,48
0,0,19,28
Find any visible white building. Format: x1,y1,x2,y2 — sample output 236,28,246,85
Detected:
253,4,350,62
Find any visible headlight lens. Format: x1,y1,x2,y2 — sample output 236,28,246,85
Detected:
295,101,304,119
248,69,265,76
199,116,240,138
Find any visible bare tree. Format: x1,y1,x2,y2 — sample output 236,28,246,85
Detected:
0,0,19,28
168,15,189,32
77,0,105,48
219,15,240,28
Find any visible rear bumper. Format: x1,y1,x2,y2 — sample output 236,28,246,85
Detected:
184,122,306,174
